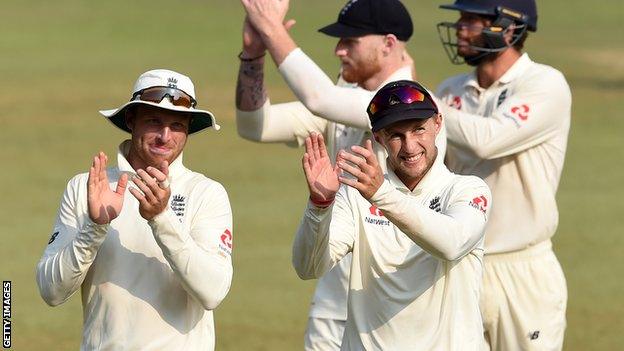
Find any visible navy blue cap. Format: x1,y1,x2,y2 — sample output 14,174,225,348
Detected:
368,80,439,132
319,0,413,41
440,0,537,31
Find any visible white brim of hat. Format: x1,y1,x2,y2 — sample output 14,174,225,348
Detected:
99,99,220,135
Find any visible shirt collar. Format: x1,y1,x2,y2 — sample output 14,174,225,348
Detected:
385,148,449,196
116,140,186,179
463,52,532,91
377,66,413,90
497,53,532,84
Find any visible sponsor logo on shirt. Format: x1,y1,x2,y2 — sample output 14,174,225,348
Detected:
503,103,530,128
511,104,530,121
170,194,186,217
429,196,441,212
48,231,59,245
365,205,390,226
450,96,462,109
528,330,540,340
469,195,488,215
219,229,233,256
369,205,384,217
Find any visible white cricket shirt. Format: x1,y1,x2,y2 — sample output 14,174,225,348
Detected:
293,154,491,350
437,53,571,254
37,141,233,350
237,48,425,321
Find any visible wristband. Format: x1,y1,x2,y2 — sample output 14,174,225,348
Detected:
310,196,334,208
238,51,266,62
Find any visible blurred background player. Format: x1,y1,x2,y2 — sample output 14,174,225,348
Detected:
436,1,571,349
293,80,490,350
37,69,233,350
235,0,440,349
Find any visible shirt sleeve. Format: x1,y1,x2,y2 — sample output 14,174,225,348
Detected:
443,70,571,159
369,177,491,261
236,99,328,147
36,175,109,306
292,187,356,280
148,181,233,311
278,48,376,130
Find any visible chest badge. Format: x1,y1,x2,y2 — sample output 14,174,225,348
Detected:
429,196,441,213
170,194,186,217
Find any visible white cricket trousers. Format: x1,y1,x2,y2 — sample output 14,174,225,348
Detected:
481,239,567,351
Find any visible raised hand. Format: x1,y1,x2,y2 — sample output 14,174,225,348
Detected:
240,0,290,35
336,140,384,200
129,161,171,221
87,152,128,224
242,16,266,58
302,132,340,204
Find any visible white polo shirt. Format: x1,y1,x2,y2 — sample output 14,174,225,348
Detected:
292,155,491,350
437,53,571,254
37,141,233,351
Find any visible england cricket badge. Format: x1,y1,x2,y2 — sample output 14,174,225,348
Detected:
170,194,186,219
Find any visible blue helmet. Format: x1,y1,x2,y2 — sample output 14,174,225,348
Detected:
440,0,537,31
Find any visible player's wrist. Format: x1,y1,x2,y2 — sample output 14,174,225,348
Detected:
309,196,335,208
239,50,266,62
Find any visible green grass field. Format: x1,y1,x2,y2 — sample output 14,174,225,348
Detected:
0,0,622,349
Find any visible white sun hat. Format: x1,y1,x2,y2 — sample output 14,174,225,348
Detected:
99,69,220,134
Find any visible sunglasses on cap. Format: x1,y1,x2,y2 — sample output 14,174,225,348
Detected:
131,86,197,108
367,84,436,119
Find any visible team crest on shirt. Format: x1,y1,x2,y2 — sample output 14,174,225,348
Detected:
469,195,488,215
429,197,441,213
219,229,233,256
170,194,186,217
365,205,390,226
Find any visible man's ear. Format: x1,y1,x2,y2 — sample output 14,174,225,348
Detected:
433,113,443,135
124,108,135,132
382,34,398,55
373,132,384,146
503,23,517,45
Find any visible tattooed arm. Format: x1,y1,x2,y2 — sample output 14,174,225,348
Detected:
235,16,327,144
236,17,268,111
236,57,267,111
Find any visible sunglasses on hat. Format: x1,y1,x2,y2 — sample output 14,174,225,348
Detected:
131,86,197,108
367,84,435,119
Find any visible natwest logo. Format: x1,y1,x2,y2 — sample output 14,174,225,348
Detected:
469,195,488,215
369,205,384,217
218,229,233,256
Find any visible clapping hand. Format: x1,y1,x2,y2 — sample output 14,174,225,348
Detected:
302,132,340,205
87,152,128,224
336,140,384,200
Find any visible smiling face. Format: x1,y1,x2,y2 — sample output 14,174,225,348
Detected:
125,104,190,170
375,114,442,190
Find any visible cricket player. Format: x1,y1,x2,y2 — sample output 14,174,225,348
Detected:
36,69,233,350
436,0,571,349
236,0,446,348
293,80,491,350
